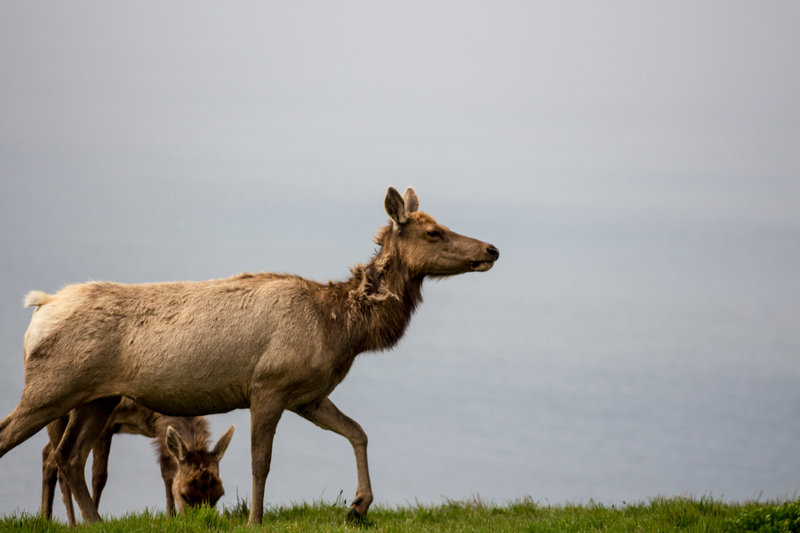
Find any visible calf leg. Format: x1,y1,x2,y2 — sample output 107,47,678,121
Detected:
54,397,120,524
163,475,176,516
57,469,76,525
294,397,373,520
159,459,177,515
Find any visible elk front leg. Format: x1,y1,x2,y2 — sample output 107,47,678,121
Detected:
54,397,120,524
248,390,284,525
294,397,373,520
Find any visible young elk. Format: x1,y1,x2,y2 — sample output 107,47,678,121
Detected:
41,397,235,524
0,187,499,524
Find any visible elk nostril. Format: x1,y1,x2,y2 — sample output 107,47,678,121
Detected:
487,245,500,260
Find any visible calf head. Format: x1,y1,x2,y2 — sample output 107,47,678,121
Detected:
166,425,235,512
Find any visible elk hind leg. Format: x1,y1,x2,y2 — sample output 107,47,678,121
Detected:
0,393,77,459
90,424,115,508
41,417,78,525
40,441,58,520
294,397,373,520
52,418,78,526
54,397,120,524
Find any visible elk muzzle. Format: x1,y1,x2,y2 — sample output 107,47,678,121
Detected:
471,244,500,272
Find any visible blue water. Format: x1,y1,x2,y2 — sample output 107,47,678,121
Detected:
0,170,797,521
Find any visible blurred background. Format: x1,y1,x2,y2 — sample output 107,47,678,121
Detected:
1,0,798,521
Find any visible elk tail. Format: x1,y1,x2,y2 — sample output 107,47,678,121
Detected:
24,290,52,308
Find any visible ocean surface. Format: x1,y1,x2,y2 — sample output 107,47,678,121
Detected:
0,174,797,521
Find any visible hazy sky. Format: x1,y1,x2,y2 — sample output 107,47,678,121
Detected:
0,0,798,518
2,2,798,220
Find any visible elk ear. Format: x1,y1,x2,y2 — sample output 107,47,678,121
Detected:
385,187,409,226
212,425,235,461
166,426,188,464
403,187,419,213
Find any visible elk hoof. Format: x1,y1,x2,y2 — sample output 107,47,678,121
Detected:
347,506,363,522
347,497,365,523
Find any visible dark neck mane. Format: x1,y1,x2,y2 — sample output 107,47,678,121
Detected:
326,227,423,354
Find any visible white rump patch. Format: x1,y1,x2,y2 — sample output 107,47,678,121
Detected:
23,291,60,360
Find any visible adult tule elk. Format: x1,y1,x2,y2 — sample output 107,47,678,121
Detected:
0,187,499,524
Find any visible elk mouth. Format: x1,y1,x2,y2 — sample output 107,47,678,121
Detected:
471,260,495,272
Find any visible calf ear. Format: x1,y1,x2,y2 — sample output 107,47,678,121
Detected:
212,425,236,461
403,187,419,213
166,426,188,463
385,187,409,226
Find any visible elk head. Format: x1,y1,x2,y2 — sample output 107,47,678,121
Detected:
166,425,235,512
383,187,499,278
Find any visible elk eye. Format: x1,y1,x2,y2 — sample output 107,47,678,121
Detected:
426,229,443,240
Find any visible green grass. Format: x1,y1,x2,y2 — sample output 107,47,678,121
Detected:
1,497,798,532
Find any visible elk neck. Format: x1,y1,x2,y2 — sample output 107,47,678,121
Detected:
321,237,424,356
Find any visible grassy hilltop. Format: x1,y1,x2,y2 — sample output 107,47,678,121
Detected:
1,497,798,532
